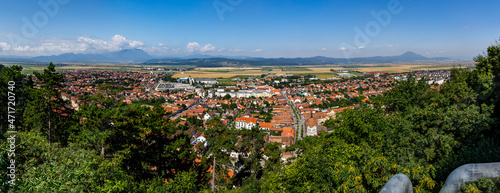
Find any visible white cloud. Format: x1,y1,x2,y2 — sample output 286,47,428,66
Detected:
387,45,394,47
321,48,327,51
0,35,148,56
0,42,11,51
186,42,217,53
357,46,365,49
77,34,144,52
229,48,246,52
143,45,171,55
252,49,263,52
186,42,200,52
200,43,216,52
338,47,347,51
14,45,30,51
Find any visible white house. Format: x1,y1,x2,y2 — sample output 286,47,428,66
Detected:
234,117,258,130
203,113,211,121
306,118,318,136
191,134,206,146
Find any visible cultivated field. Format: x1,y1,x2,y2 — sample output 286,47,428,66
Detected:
173,63,470,79
4,62,472,78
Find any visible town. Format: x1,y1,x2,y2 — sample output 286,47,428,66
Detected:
53,69,450,162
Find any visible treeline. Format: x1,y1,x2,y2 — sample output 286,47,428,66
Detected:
1,41,500,192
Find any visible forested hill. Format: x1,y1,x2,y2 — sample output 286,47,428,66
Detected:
1,42,500,192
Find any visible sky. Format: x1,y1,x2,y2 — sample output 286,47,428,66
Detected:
0,0,498,60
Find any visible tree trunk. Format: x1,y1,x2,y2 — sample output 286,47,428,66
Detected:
48,111,51,144
101,141,106,158
101,142,105,158
212,155,216,191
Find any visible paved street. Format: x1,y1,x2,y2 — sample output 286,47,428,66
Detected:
286,94,305,140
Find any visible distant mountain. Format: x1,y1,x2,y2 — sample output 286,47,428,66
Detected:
110,49,152,62
0,57,35,63
31,49,152,63
0,50,453,65
144,51,453,66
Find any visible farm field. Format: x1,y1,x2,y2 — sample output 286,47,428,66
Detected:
173,63,469,79
4,62,471,78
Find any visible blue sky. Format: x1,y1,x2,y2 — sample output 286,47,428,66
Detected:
0,0,498,60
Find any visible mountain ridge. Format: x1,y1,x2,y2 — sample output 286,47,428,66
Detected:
31,49,152,63
0,50,456,65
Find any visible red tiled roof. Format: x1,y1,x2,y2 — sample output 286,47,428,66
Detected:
235,117,258,124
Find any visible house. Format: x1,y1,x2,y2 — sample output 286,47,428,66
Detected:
234,117,259,129
191,133,206,146
329,106,354,119
282,127,295,138
259,122,275,130
265,135,294,146
203,113,212,121
306,118,318,136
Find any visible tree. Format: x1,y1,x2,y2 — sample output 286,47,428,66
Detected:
1,131,135,192
0,65,30,138
200,119,237,190
232,127,266,188
71,103,115,157
470,40,500,126
23,63,74,145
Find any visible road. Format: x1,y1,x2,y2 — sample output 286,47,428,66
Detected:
286,93,305,140
149,80,160,94
169,98,204,120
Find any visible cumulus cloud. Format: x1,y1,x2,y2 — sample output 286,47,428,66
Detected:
0,42,11,51
0,35,147,56
186,42,217,53
186,42,200,52
321,48,327,51
200,44,216,52
357,46,365,49
252,49,263,52
77,34,144,52
338,47,347,51
14,46,30,51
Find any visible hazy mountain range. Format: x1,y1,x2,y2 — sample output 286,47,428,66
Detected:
0,49,456,66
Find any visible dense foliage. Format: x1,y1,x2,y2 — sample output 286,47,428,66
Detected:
1,41,500,192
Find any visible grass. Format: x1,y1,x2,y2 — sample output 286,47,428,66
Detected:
280,67,313,71
220,82,236,86
230,75,253,79
199,70,232,73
